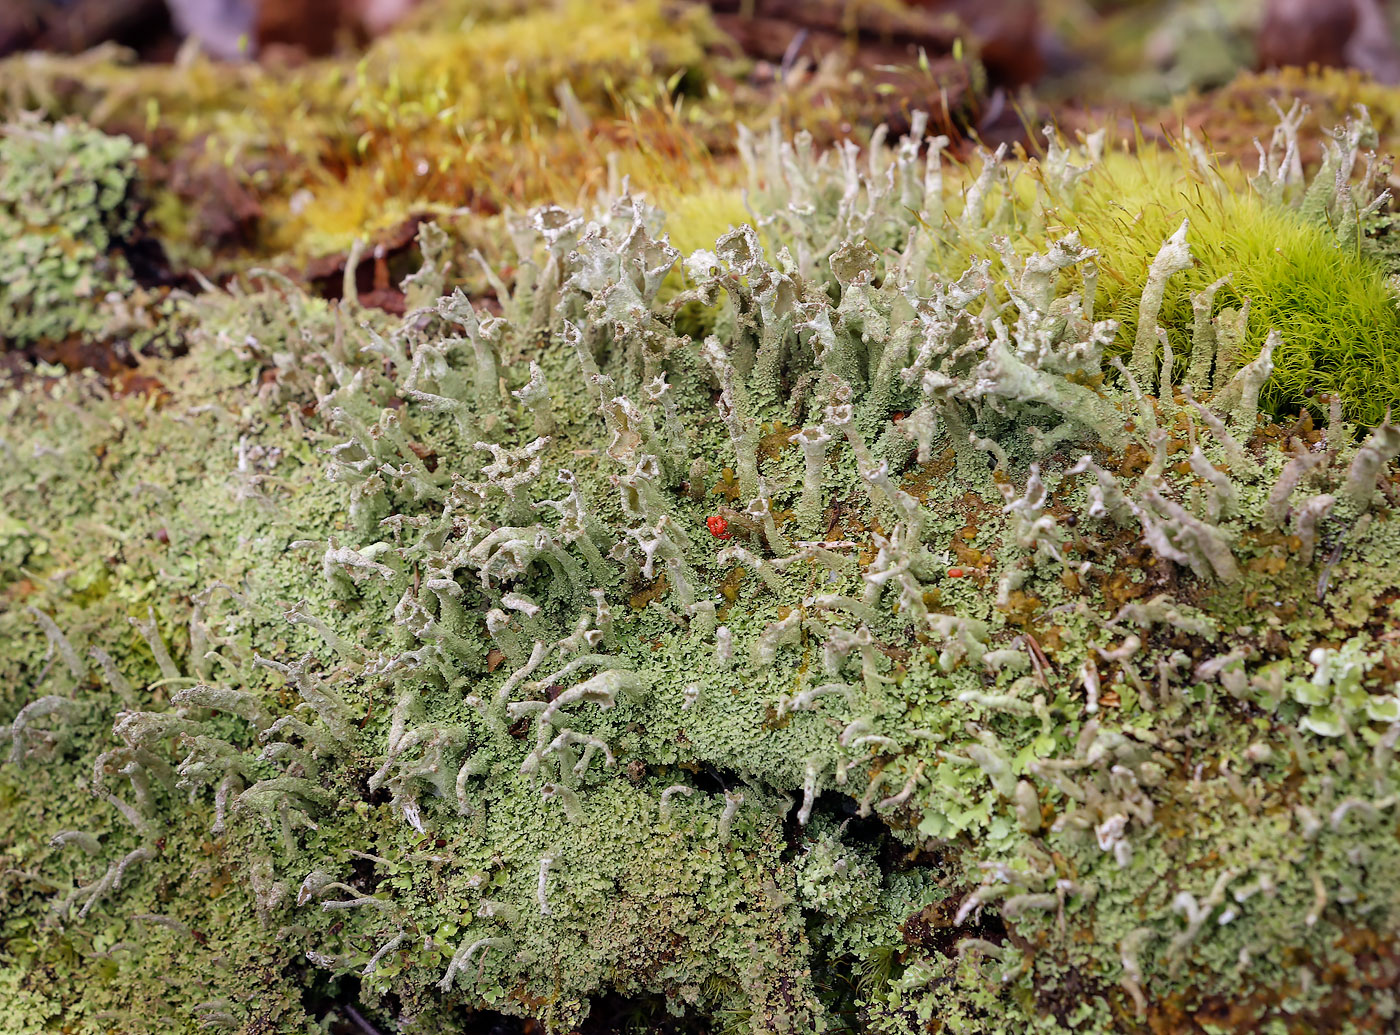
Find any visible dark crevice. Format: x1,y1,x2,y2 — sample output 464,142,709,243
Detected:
678,762,938,874
347,852,385,895
319,979,532,1035
812,791,917,865
577,991,711,1035
349,762,392,807
679,760,742,798
905,897,1010,961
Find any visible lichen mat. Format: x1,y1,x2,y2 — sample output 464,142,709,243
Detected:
5,109,1400,1034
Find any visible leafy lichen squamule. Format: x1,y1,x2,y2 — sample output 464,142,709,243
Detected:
0,115,145,349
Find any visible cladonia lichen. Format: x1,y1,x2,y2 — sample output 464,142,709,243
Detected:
4,106,1400,1035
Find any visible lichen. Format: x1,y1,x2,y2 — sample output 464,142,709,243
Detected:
0,115,145,348
5,102,1400,1035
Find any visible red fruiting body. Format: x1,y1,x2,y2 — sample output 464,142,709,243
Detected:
707,515,732,539
947,567,965,578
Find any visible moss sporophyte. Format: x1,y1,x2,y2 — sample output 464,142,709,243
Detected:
6,107,1400,1034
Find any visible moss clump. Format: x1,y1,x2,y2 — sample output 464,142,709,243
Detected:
1067,143,1400,423
0,115,144,348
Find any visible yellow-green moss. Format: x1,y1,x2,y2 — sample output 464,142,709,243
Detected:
1066,146,1400,423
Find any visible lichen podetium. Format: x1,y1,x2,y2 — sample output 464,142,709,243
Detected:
5,105,1400,1035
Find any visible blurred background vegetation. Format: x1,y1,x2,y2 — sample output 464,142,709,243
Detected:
5,0,1400,414
4,0,1399,273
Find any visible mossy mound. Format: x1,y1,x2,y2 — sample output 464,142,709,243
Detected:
5,105,1400,1035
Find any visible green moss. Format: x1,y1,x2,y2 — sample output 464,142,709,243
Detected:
1066,147,1400,424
